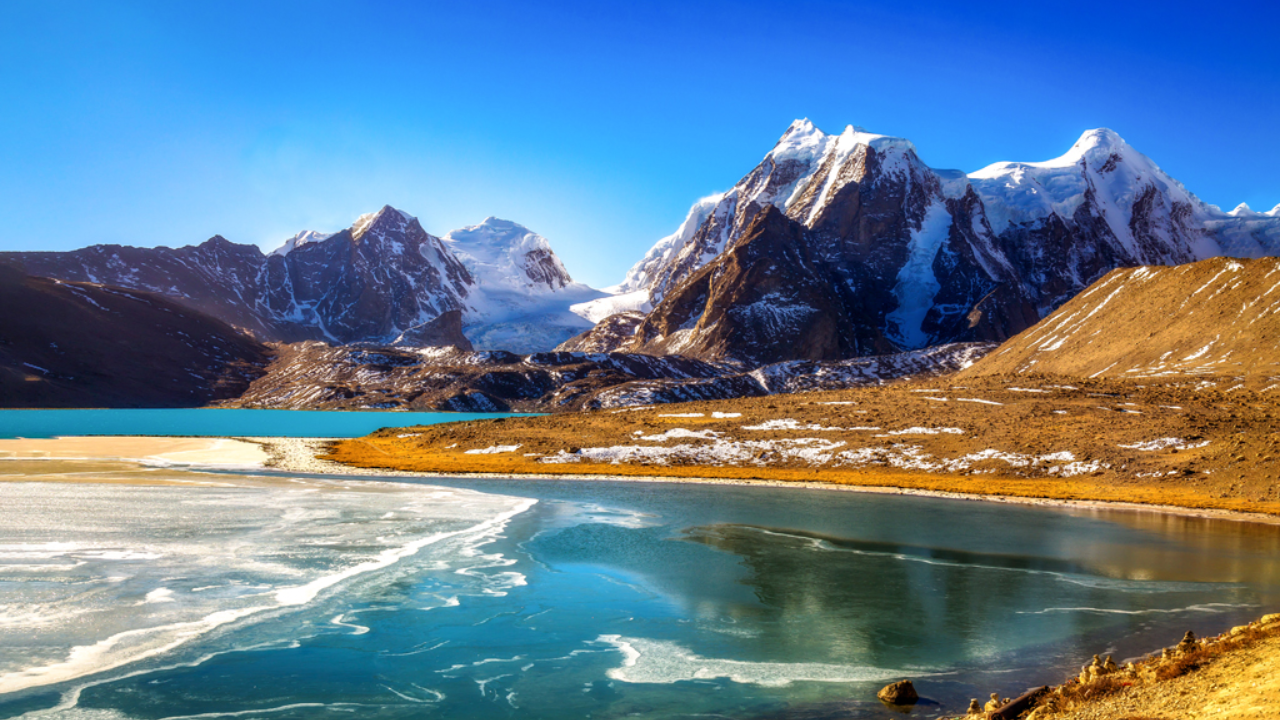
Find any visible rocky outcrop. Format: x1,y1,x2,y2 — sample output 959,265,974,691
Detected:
225,340,993,411
555,311,645,353
0,266,269,408
392,309,473,351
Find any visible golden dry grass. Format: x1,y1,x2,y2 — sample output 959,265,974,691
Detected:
325,374,1280,517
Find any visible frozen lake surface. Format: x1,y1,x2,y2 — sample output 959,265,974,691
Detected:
1,467,1278,719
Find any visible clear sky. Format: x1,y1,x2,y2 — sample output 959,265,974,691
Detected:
1,0,1277,288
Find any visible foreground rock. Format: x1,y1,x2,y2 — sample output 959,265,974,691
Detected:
877,679,919,705
1002,615,1280,720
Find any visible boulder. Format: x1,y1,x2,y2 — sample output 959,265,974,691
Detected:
876,679,919,705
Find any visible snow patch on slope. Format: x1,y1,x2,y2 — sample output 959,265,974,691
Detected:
442,218,607,353
270,230,335,257
885,200,953,349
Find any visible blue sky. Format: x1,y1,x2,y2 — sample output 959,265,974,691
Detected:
1,0,1277,287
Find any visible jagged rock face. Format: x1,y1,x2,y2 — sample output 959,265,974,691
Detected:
610,122,1280,364
556,311,645,353
392,309,473,351
262,208,474,343
2,206,476,346
625,144,1037,365
0,266,269,408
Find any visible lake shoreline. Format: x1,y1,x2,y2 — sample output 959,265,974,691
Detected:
4,434,1280,718
246,437,1280,528
3,434,1278,527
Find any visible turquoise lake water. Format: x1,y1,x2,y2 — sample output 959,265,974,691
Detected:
1,410,1279,719
0,408,533,438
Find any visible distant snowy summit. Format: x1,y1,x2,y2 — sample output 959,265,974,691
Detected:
2,205,604,353
563,119,1280,365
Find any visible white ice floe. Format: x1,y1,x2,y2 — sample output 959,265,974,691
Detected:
596,634,922,687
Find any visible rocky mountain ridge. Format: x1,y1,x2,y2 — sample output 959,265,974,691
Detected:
224,340,993,412
1,208,598,353
577,121,1280,365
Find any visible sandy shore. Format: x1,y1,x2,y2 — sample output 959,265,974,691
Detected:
0,436,269,467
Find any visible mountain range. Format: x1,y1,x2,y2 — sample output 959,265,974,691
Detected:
2,209,603,354
567,121,1280,365
3,121,1278,369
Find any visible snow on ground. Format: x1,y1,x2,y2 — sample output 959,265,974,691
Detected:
876,427,965,436
537,434,1097,477
570,289,652,324
464,444,523,454
636,429,721,442
1118,438,1211,451
742,419,874,432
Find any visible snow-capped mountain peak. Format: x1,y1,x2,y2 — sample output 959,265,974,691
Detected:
439,217,606,352
771,118,833,164
351,205,417,242
442,217,574,292
1230,202,1257,217
269,230,334,257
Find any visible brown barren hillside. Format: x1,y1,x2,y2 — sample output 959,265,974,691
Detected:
0,266,269,407
960,256,1280,386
